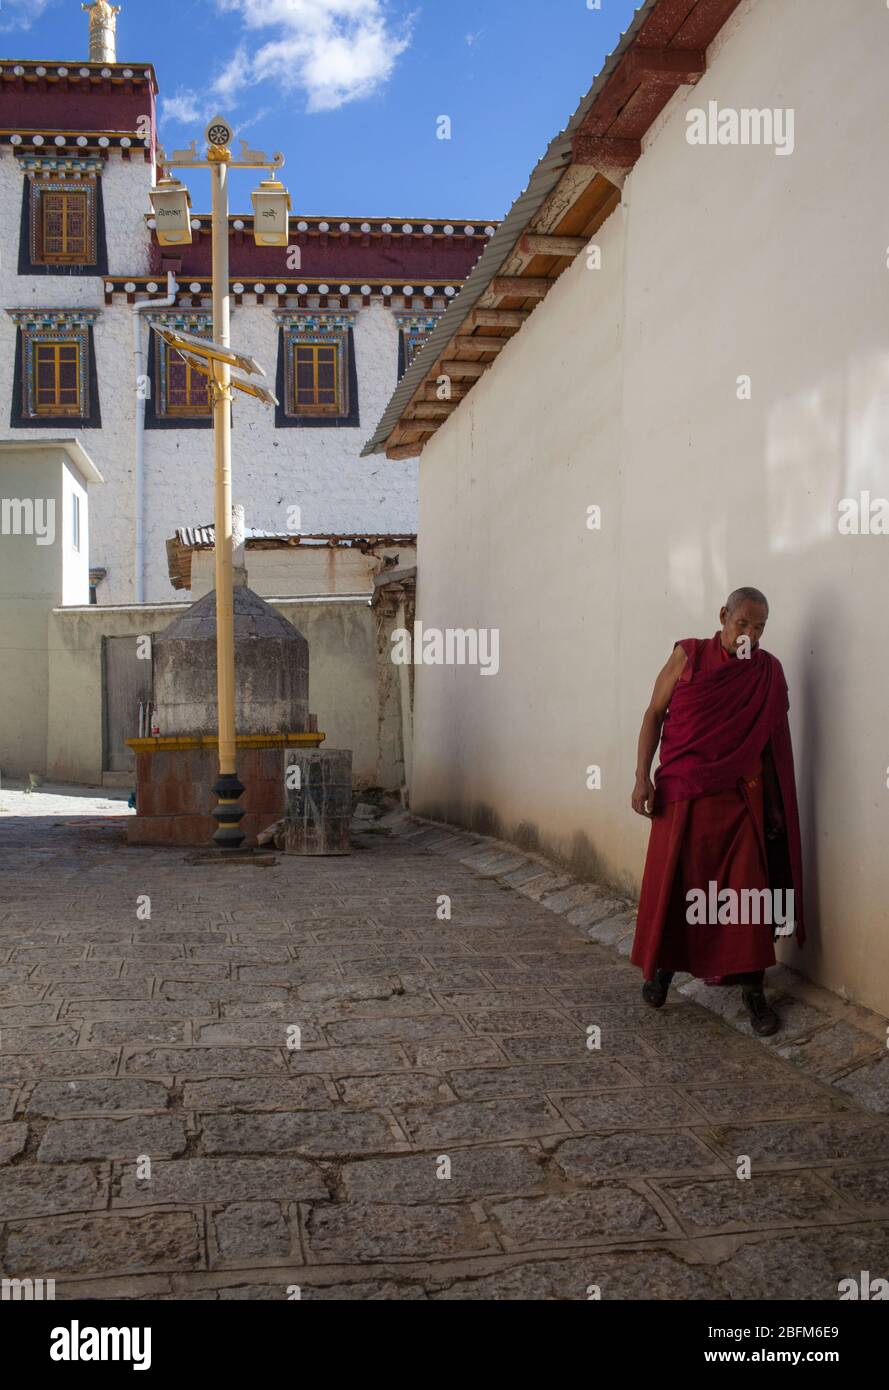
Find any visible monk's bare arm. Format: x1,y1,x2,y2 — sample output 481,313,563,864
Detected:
632,646,688,817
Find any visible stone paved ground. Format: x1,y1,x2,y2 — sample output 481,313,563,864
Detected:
1,787,888,1300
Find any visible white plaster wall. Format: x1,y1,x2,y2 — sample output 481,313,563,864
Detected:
0,153,151,609
413,205,626,867
0,452,65,777
410,0,889,1015
0,150,420,606
61,461,90,606
47,595,404,790
141,300,419,605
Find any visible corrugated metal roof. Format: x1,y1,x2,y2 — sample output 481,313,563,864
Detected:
360,0,659,458
171,527,417,550
166,528,418,591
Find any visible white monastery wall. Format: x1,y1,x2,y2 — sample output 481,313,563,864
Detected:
142,300,418,605
0,150,420,606
410,0,889,1015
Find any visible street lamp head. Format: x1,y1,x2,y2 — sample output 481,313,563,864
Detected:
148,175,193,246
251,177,292,247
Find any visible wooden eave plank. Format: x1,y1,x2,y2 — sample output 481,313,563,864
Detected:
407,402,459,419
520,234,588,256
549,173,619,238
422,382,471,400
390,427,434,447
637,0,699,46
582,46,704,140
571,134,643,182
489,276,553,298
557,181,621,241
440,360,490,378
584,51,652,135
632,48,706,81
671,0,746,48
453,335,511,352
468,309,531,328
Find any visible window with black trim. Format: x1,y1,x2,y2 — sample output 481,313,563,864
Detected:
166,349,211,417
9,310,101,428
274,313,359,429
293,340,342,415
34,339,81,415
396,313,440,381
18,162,108,276
144,315,214,430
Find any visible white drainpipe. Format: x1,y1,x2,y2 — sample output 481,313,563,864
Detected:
132,271,177,603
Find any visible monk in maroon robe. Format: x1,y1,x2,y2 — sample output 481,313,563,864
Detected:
630,589,804,1035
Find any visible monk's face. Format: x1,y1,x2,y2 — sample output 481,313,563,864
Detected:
719,600,769,655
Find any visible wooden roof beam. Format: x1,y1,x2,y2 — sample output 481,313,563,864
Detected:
631,48,706,84
422,382,471,400
453,335,511,352
570,134,642,186
467,309,531,329
406,401,460,419
488,276,553,299
586,45,706,135
440,360,490,379
386,443,425,459
519,233,588,257
389,424,434,447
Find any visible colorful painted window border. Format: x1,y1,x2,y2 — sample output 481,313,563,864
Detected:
145,312,214,430
8,310,101,428
288,333,347,417
18,161,108,277
273,312,359,429
395,313,440,380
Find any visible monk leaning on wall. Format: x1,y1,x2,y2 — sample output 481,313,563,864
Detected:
630,589,805,1036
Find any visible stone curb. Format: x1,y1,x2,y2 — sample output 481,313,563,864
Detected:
380,810,889,1116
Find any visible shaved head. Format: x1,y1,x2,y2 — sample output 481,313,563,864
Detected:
726,586,769,615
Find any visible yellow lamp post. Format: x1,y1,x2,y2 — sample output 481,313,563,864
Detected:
150,117,287,850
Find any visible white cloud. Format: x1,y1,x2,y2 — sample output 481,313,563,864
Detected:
160,92,210,127
0,0,53,32
211,0,412,113
212,45,251,104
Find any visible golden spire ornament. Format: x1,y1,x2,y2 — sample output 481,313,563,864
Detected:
82,0,121,64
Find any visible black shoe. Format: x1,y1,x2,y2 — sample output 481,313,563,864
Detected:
742,987,780,1037
642,969,674,1009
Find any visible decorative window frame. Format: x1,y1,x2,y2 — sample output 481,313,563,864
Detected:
395,312,440,381
17,156,108,277
144,310,214,430
274,311,359,429
9,308,101,428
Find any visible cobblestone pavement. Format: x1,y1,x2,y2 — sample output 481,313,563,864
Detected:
1,789,888,1300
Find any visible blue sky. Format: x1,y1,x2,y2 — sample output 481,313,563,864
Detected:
4,0,641,217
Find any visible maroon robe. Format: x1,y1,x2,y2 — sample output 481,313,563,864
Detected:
631,633,804,981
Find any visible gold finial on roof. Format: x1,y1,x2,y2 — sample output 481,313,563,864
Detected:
82,1,121,64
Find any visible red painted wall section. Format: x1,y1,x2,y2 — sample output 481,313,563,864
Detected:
0,75,155,134
150,234,488,281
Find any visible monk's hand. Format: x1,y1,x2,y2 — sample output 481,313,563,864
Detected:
632,775,656,818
